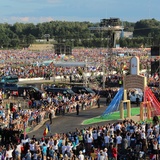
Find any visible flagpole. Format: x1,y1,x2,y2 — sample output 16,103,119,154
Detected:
23,121,26,140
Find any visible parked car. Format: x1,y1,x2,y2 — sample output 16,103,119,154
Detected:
1,75,18,83
0,83,18,93
45,87,75,97
0,83,18,97
18,86,43,100
71,86,95,95
0,83,42,100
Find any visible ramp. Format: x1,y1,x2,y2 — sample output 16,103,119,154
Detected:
145,87,160,116
101,88,124,117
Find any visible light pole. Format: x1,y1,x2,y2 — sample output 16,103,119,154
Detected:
102,58,106,89
53,59,56,83
84,58,88,87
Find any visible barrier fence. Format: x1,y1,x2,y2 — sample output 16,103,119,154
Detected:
0,96,98,133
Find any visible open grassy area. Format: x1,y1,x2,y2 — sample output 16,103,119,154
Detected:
82,108,140,125
29,44,53,51
139,116,160,124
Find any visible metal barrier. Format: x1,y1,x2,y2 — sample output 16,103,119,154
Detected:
2,96,29,109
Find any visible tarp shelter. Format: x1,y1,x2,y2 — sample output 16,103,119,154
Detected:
41,60,93,67
42,60,54,66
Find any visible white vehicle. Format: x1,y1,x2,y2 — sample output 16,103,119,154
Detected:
129,88,143,103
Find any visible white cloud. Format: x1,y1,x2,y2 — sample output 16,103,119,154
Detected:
11,17,30,23
38,17,54,22
1,16,54,24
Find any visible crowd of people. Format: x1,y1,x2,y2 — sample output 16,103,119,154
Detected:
0,48,159,86
0,87,99,129
0,84,159,159
0,47,159,160
0,109,159,160
0,88,101,158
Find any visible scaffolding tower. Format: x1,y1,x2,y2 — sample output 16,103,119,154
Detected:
89,18,124,88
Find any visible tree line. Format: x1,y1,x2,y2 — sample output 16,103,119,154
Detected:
0,18,160,48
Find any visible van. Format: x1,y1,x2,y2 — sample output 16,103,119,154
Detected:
0,83,18,93
1,75,18,83
0,83,18,97
18,86,42,100
45,87,75,96
71,86,95,95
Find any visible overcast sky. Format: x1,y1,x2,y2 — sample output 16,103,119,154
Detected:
1,0,160,24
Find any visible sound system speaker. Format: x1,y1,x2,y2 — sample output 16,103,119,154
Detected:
151,60,160,75
151,46,160,56
55,44,72,55
66,46,72,55
55,44,62,55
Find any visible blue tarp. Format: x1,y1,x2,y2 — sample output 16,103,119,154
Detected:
101,88,124,117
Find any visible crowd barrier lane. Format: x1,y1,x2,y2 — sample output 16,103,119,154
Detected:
28,99,98,133
0,95,98,133
2,97,29,109
19,76,67,82
18,72,104,82
19,77,45,81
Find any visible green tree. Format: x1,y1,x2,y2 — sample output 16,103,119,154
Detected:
26,34,36,45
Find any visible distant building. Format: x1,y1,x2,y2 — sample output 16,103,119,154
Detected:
36,39,55,42
115,31,133,39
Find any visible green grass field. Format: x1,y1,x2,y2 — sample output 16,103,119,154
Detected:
82,108,140,125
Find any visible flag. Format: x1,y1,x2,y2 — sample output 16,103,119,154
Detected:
46,123,50,132
43,125,48,136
